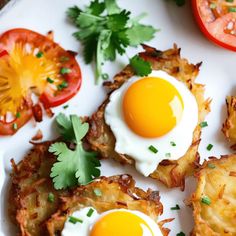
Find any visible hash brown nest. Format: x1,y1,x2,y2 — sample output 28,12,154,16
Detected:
190,155,236,236
86,44,211,190
9,142,167,236
222,96,236,148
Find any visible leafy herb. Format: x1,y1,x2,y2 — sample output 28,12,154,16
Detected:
57,81,68,90
177,232,185,236
67,0,157,83
69,216,83,224
36,51,43,58
48,192,55,203
49,114,101,190
148,145,158,154
206,144,213,151
94,188,102,196
199,121,208,128
16,112,21,118
167,0,185,6
201,196,211,205
229,7,236,12
171,204,180,210
63,104,69,109
87,208,95,217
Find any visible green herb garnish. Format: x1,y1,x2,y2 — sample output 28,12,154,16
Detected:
63,105,69,109
49,113,101,190
148,145,158,154
177,232,185,236
229,7,236,12
12,123,18,130
170,141,176,146
16,112,21,118
201,196,211,205
36,51,43,58
57,81,68,90
171,204,180,210
69,216,83,224
174,0,185,6
67,0,157,83
94,188,102,196
200,121,208,128
48,192,55,203
206,144,213,151
208,163,216,169
87,208,95,217
60,67,71,75
47,77,54,84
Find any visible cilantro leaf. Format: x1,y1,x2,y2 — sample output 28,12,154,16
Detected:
68,0,158,83
49,114,101,189
87,0,105,16
130,55,152,76
67,6,82,23
126,24,157,46
104,0,121,14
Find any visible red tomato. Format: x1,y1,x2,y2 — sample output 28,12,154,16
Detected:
0,28,82,135
192,0,236,51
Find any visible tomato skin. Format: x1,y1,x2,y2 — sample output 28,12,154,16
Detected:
192,0,236,51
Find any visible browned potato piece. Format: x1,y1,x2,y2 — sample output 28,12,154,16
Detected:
46,174,169,236
190,155,236,236
9,142,70,236
222,96,236,147
86,44,211,190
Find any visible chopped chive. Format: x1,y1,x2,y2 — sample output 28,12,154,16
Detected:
171,204,180,210
229,7,236,12
60,67,71,74
177,232,185,236
57,81,68,91
148,145,158,154
47,77,54,84
63,105,69,109
87,208,94,217
16,112,21,118
208,163,216,169
165,153,171,158
69,216,83,224
200,121,208,128
60,56,69,62
210,3,217,9
226,0,233,2
48,192,55,203
206,144,213,151
36,51,43,58
170,141,176,147
201,196,211,205
94,188,102,197
12,123,18,130
102,73,109,80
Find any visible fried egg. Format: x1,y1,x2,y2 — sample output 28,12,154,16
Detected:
62,207,163,236
105,70,198,176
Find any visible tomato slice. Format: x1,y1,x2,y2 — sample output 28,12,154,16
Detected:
192,0,236,51
0,28,82,135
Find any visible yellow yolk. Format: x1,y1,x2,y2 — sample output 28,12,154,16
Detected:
90,211,154,236
122,77,184,138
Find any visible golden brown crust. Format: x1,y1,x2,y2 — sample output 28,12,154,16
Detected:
222,96,236,148
86,44,211,190
8,142,70,236
190,155,236,236
45,174,166,236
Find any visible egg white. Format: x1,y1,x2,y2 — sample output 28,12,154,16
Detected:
61,208,163,236
104,70,198,176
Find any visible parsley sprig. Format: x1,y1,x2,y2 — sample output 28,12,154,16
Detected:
67,0,157,83
49,113,101,190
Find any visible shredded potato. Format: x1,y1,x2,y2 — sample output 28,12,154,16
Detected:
190,155,236,236
86,44,211,190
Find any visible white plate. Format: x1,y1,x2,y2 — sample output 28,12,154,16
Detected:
0,0,236,235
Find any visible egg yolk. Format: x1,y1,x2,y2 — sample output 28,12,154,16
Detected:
90,211,154,236
122,77,184,138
